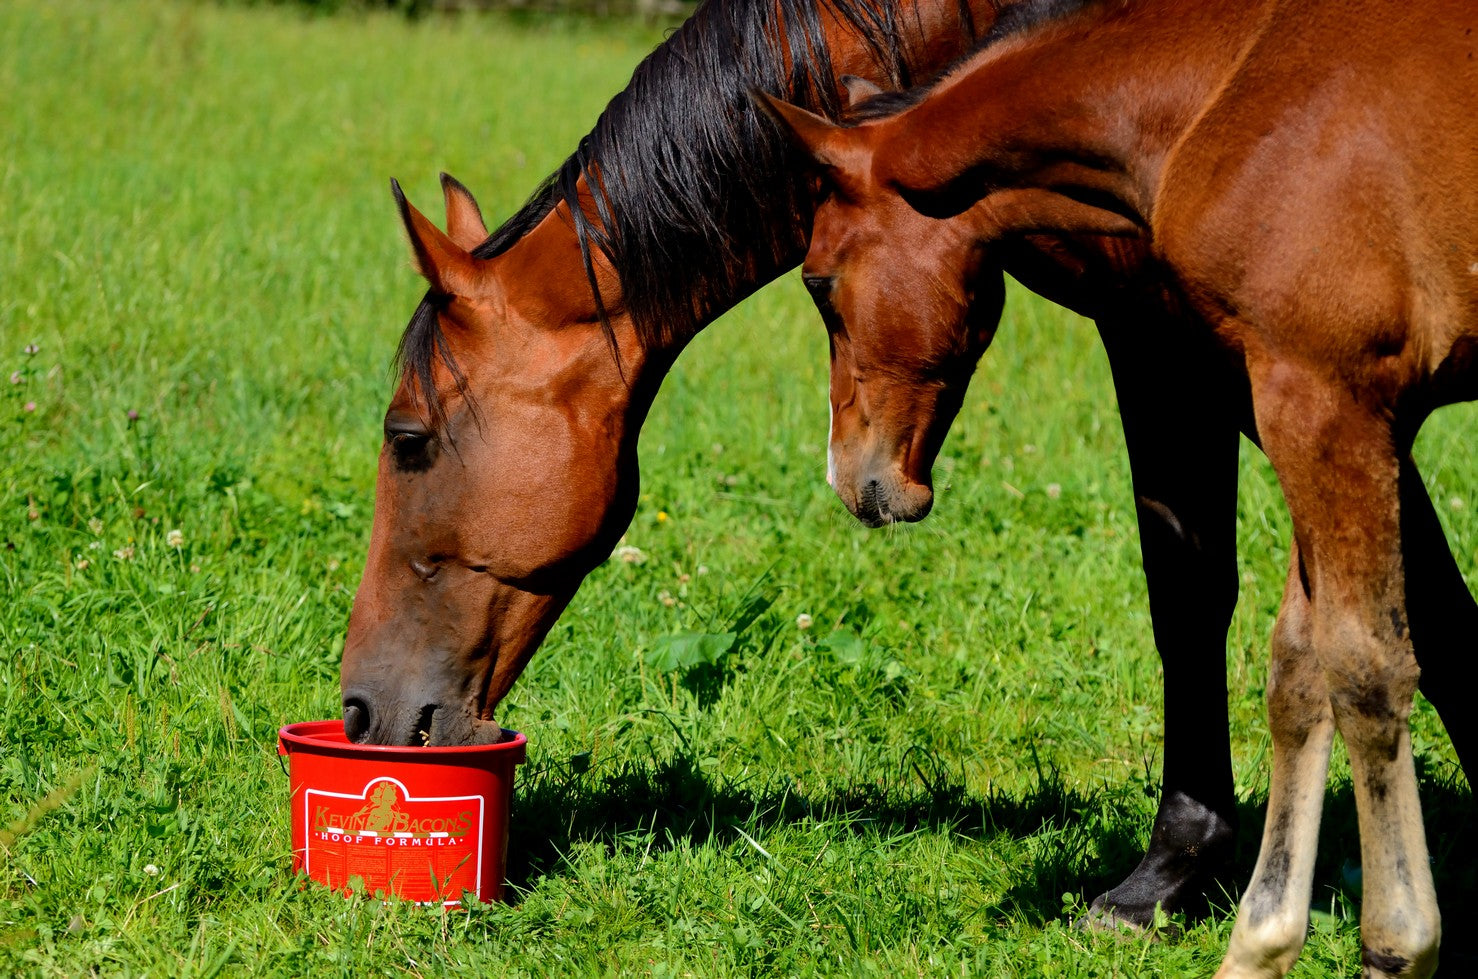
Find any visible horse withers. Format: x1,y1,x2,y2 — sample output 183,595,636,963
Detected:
762,0,1476,974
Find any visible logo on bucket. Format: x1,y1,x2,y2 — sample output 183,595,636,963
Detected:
304,777,483,905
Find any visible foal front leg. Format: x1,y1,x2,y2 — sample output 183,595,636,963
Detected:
1216,543,1334,978
1219,362,1439,979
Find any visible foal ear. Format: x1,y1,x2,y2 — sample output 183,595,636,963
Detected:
751,90,846,170
840,75,884,107
440,173,489,252
391,178,482,298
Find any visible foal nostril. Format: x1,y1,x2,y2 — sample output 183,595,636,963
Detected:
343,699,370,743
853,478,888,527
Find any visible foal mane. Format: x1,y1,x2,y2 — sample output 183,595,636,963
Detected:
843,0,1100,123
398,0,993,420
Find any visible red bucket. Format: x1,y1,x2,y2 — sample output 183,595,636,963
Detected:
277,721,526,906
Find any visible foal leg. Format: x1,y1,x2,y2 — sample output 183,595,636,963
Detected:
1216,544,1334,978
1219,363,1439,979
1085,317,1241,926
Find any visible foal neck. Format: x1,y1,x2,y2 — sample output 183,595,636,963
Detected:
879,0,1271,226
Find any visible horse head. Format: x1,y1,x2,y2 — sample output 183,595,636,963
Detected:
340,175,661,746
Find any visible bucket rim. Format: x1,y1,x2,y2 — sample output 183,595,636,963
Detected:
278,719,527,759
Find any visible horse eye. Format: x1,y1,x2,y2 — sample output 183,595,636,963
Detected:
384,411,432,442
384,414,436,470
390,431,430,449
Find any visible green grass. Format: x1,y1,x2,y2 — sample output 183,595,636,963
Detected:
0,0,1472,974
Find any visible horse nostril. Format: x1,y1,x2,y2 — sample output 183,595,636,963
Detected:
343,699,370,743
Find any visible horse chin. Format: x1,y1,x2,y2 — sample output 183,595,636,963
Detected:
424,707,512,747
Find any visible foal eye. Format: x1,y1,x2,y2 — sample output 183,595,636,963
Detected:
802,275,834,303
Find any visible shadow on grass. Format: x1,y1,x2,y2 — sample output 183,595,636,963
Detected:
505,748,1474,930
506,748,1133,916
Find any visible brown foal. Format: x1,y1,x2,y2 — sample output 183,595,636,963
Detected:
764,0,1476,974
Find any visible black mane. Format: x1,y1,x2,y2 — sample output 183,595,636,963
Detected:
399,0,994,418
845,0,1100,123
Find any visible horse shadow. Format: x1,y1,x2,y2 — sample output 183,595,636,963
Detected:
504,748,1474,932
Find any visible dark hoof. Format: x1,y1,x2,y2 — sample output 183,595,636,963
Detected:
1081,790,1236,930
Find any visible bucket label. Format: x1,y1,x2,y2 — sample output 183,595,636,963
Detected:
304,777,483,905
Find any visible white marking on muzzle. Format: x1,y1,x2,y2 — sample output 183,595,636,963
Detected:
826,397,836,488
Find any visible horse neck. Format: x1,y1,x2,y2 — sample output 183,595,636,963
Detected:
884,0,1272,223
494,197,674,439
484,0,1043,388
548,0,1023,349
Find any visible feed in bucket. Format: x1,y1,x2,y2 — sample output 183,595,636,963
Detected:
277,720,526,906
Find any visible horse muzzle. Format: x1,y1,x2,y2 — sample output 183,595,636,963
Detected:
341,687,508,747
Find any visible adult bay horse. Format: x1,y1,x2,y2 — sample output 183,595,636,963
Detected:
762,0,1476,973
340,0,1475,933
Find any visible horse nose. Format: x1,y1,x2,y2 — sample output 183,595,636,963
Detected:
342,697,371,743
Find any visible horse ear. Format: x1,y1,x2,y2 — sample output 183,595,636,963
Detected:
440,173,489,252
840,75,884,107
391,178,481,297
751,90,845,170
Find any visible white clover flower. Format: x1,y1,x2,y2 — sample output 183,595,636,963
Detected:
796,613,813,630
166,529,184,549
615,545,646,565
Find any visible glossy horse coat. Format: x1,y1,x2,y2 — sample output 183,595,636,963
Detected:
766,0,1476,974
343,0,1477,938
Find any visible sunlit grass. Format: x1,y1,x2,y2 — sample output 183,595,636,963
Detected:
1,0,1472,975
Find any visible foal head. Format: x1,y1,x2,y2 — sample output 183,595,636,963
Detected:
759,90,1003,527
340,175,659,746
760,88,1139,527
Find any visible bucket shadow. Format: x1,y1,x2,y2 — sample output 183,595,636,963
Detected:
505,749,1474,934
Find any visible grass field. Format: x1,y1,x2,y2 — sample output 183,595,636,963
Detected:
1,1,1473,975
